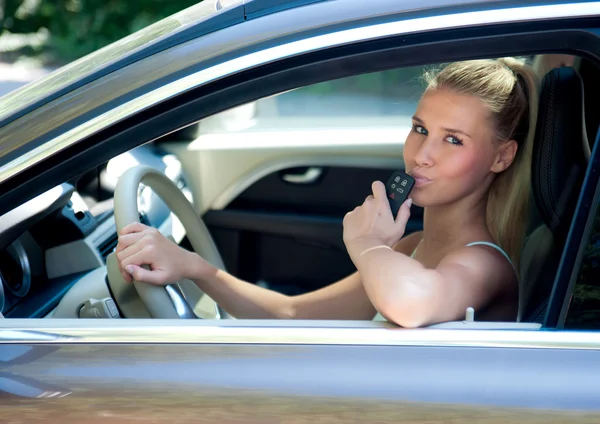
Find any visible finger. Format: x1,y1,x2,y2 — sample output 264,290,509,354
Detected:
120,222,152,235
371,181,387,200
117,252,135,283
124,264,165,285
115,252,133,283
120,267,133,283
363,194,374,205
116,232,145,252
395,198,413,224
120,245,156,270
116,239,147,264
343,209,355,223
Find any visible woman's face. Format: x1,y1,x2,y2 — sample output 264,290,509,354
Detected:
403,88,500,207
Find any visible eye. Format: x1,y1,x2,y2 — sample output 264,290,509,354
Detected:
412,124,427,135
445,135,464,146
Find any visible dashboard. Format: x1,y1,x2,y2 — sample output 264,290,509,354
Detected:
0,144,191,318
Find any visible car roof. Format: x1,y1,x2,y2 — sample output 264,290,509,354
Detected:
0,0,519,130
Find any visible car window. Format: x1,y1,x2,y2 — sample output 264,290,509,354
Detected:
199,66,429,134
258,67,426,121
200,58,536,135
0,0,235,127
563,194,600,329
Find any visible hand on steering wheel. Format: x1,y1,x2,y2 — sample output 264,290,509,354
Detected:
107,164,227,319
115,223,213,285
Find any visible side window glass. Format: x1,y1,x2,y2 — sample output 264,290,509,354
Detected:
199,66,429,134
255,67,427,123
564,197,600,329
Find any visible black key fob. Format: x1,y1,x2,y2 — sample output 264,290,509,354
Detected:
385,171,415,217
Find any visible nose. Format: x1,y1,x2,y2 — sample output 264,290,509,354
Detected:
413,136,435,168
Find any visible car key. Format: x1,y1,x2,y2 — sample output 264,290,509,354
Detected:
385,171,415,217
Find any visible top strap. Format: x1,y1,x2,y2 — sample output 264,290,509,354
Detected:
465,241,513,268
410,239,513,269
410,239,423,259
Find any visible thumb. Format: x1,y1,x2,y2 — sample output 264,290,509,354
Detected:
125,264,164,285
395,198,412,225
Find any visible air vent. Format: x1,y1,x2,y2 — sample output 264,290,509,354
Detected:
97,232,118,261
139,213,151,226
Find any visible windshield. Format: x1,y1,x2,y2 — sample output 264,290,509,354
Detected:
0,0,239,127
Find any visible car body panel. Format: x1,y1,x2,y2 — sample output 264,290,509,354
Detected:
2,322,600,422
1,0,600,421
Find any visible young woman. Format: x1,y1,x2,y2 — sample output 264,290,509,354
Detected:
115,57,539,327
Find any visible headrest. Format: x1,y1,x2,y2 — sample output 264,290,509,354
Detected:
531,67,589,238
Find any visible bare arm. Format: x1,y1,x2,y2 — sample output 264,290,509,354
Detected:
347,238,511,327
191,266,373,320
116,222,420,320
342,181,510,328
184,231,420,319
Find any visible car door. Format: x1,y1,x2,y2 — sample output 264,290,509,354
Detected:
158,68,425,295
2,320,600,423
3,1,600,422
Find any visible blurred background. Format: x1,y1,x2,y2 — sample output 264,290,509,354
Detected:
0,0,198,95
0,0,434,120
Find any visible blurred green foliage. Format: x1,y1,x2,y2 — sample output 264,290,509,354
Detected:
0,0,200,65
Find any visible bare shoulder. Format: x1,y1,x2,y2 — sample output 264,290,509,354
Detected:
412,242,517,326
438,241,516,294
453,242,512,270
392,231,422,256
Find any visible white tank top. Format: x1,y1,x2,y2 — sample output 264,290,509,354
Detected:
372,241,512,322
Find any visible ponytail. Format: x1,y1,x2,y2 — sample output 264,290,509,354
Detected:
487,58,539,316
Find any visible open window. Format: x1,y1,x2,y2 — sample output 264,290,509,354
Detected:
0,11,598,333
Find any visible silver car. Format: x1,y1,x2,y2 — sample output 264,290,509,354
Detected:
1,0,600,421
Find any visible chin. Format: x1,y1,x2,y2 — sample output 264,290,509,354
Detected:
410,187,452,208
409,190,428,208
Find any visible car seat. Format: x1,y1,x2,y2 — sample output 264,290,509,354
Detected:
519,66,590,322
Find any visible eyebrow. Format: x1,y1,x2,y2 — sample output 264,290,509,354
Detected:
412,115,472,139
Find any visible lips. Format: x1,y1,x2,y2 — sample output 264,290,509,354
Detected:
408,170,432,187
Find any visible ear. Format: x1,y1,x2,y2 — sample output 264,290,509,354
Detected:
490,139,518,173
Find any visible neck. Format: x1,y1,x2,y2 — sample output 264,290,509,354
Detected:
421,189,491,249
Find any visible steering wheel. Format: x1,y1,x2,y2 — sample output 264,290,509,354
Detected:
106,164,227,319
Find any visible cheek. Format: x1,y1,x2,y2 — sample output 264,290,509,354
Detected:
441,147,492,185
402,133,420,165
444,151,480,177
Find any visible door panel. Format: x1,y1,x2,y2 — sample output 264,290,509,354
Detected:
160,125,409,216
226,165,421,217
202,165,423,295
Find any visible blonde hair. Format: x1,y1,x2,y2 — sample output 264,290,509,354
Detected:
424,58,540,278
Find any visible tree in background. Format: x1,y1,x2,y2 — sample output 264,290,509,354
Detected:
0,0,199,65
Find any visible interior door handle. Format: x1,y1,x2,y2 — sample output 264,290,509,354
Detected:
282,167,323,184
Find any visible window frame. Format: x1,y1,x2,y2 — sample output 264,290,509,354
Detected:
558,128,600,328
1,7,600,332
